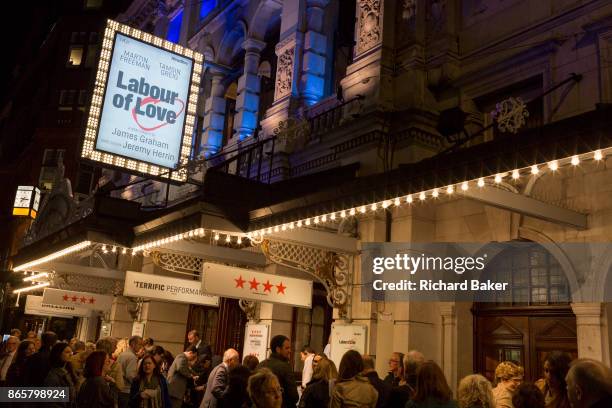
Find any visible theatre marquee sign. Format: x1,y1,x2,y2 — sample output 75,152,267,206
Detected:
81,19,202,182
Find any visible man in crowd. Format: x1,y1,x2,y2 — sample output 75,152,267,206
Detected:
167,345,199,408
201,348,239,408
188,330,212,362
362,354,391,408
300,345,315,391
0,336,19,385
10,329,21,339
258,335,299,408
404,350,425,391
566,359,612,408
24,331,57,386
117,335,143,408
384,351,404,386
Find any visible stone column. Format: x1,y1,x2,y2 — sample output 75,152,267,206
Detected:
233,38,267,140
300,0,330,106
571,303,609,364
440,303,458,393
201,71,227,156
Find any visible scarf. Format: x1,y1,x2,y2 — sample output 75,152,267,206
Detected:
138,375,162,408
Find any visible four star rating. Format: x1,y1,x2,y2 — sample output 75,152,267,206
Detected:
62,293,96,304
234,275,286,294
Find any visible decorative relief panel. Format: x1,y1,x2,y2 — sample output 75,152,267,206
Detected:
274,47,295,100
357,0,383,55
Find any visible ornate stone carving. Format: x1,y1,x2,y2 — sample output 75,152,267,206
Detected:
275,47,294,100
52,272,122,296
402,0,417,21
491,97,530,133
273,118,312,153
260,239,352,319
357,0,382,55
150,251,204,276
239,300,259,322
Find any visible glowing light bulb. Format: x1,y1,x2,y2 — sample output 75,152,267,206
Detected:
237,237,242,244
382,200,390,208
371,203,377,211
594,150,603,161
419,192,426,201
122,248,127,255
297,220,303,227
359,206,366,214
305,218,311,225
214,233,220,241
394,197,401,206
340,210,346,218
446,185,454,194
548,160,558,171
432,189,439,198
512,169,520,179
111,246,117,253
406,195,413,204
330,213,336,220
571,155,580,166
461,181,468,191
531,165,539,175
321,214,327,222
289,222,295,229
314,216,320,224
274,226,280,232
281,224,287,231
225,235,231,243
494,174,502,183
349,208,356,216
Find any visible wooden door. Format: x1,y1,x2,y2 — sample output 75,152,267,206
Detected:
474,307,577,382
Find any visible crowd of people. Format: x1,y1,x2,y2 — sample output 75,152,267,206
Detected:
0,327,611,408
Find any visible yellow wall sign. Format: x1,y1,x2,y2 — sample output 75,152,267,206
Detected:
13,186,41,219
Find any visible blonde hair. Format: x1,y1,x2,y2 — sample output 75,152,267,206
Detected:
248,368,279,408
495,361,524,382
458,374,495,408
113,338,129,359
313,358,334,382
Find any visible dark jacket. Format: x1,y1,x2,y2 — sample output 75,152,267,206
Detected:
384,372,400,387
24,348,52,386
219,365,251,408
405,398,459,408
364,371,392,408
77,376,119,408
6,359,28,387
257,353,299,408
44,367,77,408
389,385,413,408
200,363,229,408
128,374,172,408
299,378,330,408
592,394,612,408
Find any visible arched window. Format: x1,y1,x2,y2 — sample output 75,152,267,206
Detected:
482,244,570,305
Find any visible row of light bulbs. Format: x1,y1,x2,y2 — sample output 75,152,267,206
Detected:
248,149,607,237
12,148,609,274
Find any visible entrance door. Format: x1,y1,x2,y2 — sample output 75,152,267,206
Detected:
473,244,577,382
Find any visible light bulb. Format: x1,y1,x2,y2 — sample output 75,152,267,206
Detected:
548,160,558,171
281,224,287,231
225,235,231,243
594,150,603,161
406,195,413,203
237,237,242,244
321,214,327,222
350,208,356,216
512,169,519,179
419,192,426,201
571,155,580,166
494,174,502,183
214,233,220,241
340,210,346,218
371,203,377,211
289,222,295,229
297,220,303,227
359,206,366,214
382,200,390,208
461,181,468,191
305,219,311,226
274,226,280,232
330,213,336,220
531,165,539,175
394,197,401,206
314,216,320,224
446,186,454,194
432,189,439,198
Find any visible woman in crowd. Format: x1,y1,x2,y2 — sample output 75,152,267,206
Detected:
77,350,119,408
128,354,172,408
406,361,457,408
220,364,252,408
331,350,378,408
512,383,545,408
161,350,174,377
96,337,124,391
243,354,260,372
248,368,282,408
6,340,35,386
300,358,336,408
113,338,129,360
44,342,79,408
492,362,524,408
457,374,495,408
535,352,571,408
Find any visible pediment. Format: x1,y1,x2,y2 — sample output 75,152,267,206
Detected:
487,318,523,338
535,320,576,339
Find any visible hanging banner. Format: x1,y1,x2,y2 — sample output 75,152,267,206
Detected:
243,324,270,361
123,270,219,306
43,288,113,311
202,263,312,308
329,324,367,369
25,295,90,318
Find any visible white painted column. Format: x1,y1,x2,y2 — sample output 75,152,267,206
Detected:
571,302,609,364
233,38,267,140
440,303,458,393
201,71,227,155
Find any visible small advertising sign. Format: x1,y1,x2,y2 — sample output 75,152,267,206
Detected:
43,288,113,312
123,270,219,306
329,323,367,368
202,263,313,308
243,324,270,361
25,295,90,317
131,321,145,337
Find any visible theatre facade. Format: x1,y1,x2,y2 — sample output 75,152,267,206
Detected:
7,0,612,390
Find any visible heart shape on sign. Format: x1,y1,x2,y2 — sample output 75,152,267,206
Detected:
131,96,185,132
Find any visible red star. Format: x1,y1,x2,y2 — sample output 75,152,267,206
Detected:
62,294,69,301
263,280,273,292
235,276,245,288
276,282,286,294
80,297,87,303
71,296,78,302
249,278,259,290
89,297,95,304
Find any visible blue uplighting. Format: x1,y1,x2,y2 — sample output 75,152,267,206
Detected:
167,10,183,44
200,0,215,20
